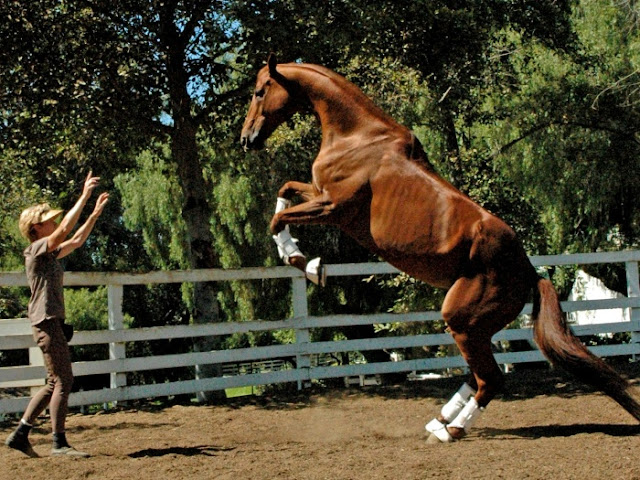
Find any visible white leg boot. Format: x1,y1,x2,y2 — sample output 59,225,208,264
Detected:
304,257,326,286
428,397,484,443
272,197,303,264
272,228,304,264
425,382,476,433
272,197,325,286
275,197,290,214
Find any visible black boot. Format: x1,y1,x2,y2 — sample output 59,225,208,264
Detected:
51,432,90,457
5,422,38,458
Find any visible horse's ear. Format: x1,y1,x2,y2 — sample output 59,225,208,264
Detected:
267,53,278,75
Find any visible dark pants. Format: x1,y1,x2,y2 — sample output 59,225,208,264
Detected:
22,319,74,433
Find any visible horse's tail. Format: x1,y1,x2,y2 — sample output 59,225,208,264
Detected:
531,276,640,421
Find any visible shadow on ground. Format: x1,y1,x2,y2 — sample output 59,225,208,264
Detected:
478,423,640,440
129,445,236,458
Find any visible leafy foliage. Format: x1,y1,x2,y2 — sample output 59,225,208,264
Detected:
3,0,640,375
115,147,189,271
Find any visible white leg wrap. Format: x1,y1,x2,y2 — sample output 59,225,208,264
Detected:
305,257,326,286
272,229,303,263
272,197,326,287
275,197,291,214
425,382,476,434
448,397,483,433
273,198,304,264
429,423,455,443
425,418,447,434
440,382,476,423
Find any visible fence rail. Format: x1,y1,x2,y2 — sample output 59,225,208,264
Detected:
1,250,640,415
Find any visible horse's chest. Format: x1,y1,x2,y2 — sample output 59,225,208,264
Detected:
311,156,370,201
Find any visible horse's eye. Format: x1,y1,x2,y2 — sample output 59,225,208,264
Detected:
255,88,265,98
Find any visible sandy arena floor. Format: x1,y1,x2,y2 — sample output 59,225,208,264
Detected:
2,365,640,480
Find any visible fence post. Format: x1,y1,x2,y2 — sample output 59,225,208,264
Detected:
291,276,310,390
108,284,127,404
625,261,640,362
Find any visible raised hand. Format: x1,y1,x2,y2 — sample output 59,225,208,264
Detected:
92,192,110,218
82,171,101,199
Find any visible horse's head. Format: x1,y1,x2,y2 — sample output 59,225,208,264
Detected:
241,54,300,151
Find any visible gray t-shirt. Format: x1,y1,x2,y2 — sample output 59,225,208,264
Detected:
24,237,64,325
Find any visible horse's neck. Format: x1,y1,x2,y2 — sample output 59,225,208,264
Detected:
288,65,391,138
285,65,434,170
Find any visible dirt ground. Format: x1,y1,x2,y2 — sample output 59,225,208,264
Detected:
2,364,640,480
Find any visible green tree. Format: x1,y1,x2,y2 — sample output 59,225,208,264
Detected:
0,1,253,396
486,2,640,256
5,0,640,380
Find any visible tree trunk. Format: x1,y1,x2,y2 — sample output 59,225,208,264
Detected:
172,115,222,387
164,9,223,401
443,111,463,190
171,114,224,402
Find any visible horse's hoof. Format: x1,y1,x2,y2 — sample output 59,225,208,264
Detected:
426,425,455,444
305,257,326,286
426,432,445,444
425,418,446,434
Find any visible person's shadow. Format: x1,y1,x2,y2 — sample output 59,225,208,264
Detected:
129,445,236,458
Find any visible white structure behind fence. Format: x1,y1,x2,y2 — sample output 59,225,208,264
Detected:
1,251,640,415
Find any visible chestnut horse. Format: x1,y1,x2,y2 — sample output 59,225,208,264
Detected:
241,54,640,442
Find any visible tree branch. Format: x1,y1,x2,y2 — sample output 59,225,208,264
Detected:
193,78,254,126
179,1,212,47
493,119,640,158
492,122,553,158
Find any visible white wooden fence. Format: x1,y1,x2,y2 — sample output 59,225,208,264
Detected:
1,251,640,415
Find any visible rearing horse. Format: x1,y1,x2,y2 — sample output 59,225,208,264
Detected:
241,54,640,442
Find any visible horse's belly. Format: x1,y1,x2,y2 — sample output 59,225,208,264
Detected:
376,250,461,289
339,216,460,287
365,208,476,288
364,175,484,286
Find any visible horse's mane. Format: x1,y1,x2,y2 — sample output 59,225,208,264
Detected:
280,63,435,171
281,63,395,121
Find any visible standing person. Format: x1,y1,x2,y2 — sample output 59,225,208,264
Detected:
5,172,109,458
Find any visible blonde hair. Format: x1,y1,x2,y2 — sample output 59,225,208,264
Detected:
19,203,63,241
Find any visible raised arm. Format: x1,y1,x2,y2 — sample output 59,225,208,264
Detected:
56,192,109,259
47,172,101,253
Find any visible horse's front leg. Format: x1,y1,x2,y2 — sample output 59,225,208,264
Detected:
270,188,333,286
277,181,317,203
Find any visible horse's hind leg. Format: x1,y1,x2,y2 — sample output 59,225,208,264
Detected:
425,381,477,434
427,274,525,443
427,331,502,443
